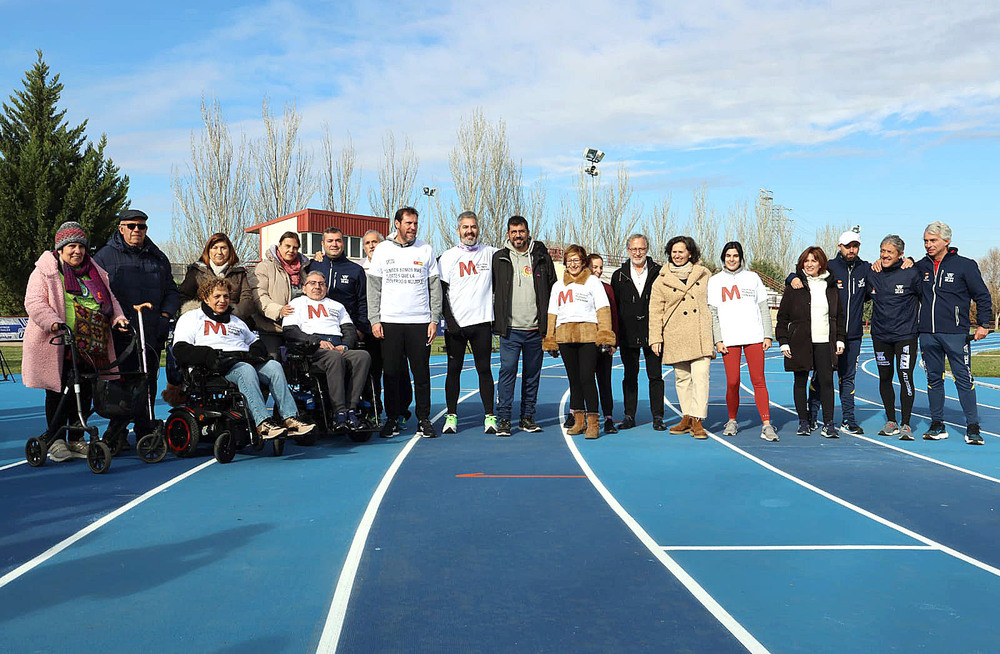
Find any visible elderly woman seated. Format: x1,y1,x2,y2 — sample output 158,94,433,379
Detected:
172,277,315,440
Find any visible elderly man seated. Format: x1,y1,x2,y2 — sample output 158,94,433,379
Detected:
283,271,372,430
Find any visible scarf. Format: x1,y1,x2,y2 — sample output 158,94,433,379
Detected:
209,260,229,277
58,252,113,315
278,255,302,287
668,261,694,281
201,301,233,323
563,267,591,286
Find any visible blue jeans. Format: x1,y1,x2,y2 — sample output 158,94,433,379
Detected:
496,329,542,421
224,360,298,427
920,333,980,426
810,337,861,425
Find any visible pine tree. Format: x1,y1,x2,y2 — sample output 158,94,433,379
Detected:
0,51,129,314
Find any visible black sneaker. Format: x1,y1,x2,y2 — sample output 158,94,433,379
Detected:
417,419,438,438
822,422,840,438
618,415,636,430
840,422,864,435
563,414,575,429
796,420,811,436
379,418,396,439
652,417,666,431
923,421,949,440
519,416,542,433
966,424,984,446
496,418,511,437
604,417,618,434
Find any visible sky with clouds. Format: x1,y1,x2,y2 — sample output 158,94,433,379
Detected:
2,0,999,260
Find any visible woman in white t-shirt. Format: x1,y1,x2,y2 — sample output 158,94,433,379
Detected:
542,245,616,439
707,241,777,442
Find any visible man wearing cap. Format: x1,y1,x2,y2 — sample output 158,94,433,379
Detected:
94,210,180,444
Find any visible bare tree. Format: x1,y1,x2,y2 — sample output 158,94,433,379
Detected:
728,192,799,275
250,97,317,225
320,125,360,214
368,130,419,220
522,173,548,243
558,163,639,259
979,246,1000,323
685,185,721,271
815,221,852,257
642,194,677,263
168,96,254,263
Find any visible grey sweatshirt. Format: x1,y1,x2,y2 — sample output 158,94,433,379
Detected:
508,239,538,330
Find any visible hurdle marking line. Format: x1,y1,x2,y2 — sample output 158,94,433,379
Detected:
316,388,480,654
559,385,770,654
661,544,936,552
0,458,216,590
859,356,1000,412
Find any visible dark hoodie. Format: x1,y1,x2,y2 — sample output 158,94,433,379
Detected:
915,247,992,335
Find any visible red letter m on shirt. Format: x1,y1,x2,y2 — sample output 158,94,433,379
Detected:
558,289,574,306
459,261,478,277
721,285,741,302
204,321,227,336
307,304,329,320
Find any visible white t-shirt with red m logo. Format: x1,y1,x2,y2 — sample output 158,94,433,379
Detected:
438,244,498,328
547,275,610,327
283,296,353,336
173,308,258,352
707,268,768,346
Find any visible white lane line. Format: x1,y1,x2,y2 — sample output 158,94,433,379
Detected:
560,386,770,654
663,397,1000,578
0,460,27,471
662,545,936,551
316,388,480,654
0,458,216,590
859,356,1000,411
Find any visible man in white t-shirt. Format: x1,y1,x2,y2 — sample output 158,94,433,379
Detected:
367,207,442,438
283,271,372,430
438,211,499,434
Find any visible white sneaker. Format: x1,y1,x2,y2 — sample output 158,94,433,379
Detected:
66,439,89,459
722,419,739,436
48,439,71,462
760,424,779,442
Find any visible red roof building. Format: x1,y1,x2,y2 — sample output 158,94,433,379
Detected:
245,209,390,261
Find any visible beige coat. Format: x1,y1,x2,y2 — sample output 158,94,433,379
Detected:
251,247,308,335
648,263,715,365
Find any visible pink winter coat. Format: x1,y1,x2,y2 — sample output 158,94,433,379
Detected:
22,251,126,392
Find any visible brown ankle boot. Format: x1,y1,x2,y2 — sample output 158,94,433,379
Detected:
690,417,708,439
669,415,692,434
585,413,600,439
567,411,587,435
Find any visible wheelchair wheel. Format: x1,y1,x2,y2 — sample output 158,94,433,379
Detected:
165,411,200,457
25,436,47,467
348,429,373,443
270,438,285,457
137,431,168,464
87,441,112,474
214,431,236,464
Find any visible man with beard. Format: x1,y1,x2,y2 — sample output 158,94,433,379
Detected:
438,211,499,435
491,216,557,437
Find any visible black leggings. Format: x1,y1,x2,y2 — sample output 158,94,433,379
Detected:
382,323,431,421
445,322,494,414
794,343,833,423
595,349,614,418
559,342,599,413
873,337,917,425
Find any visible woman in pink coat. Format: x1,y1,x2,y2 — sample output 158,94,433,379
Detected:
23,222,128,461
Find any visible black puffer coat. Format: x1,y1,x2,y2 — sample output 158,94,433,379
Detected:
774,273,846,372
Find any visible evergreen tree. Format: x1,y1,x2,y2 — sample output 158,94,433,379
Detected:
0,50,129,314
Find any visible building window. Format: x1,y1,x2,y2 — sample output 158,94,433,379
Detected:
347,236,361,259
299,232,322,256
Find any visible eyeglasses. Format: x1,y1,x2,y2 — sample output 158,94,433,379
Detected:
565,258,583,265
305,280,326,286
628,247,647,253
122,223,147,231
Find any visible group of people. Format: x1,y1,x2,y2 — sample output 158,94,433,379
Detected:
23,207,992,461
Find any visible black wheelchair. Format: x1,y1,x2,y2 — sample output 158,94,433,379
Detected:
161,363,304,463
283,343,380,443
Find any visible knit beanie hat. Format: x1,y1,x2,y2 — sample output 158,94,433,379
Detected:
54,221,88,251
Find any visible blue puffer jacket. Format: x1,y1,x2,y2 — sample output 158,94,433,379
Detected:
915,247,992,334
94,232,180,345
866,261,920,342
787,253,870,339
305,254,370,335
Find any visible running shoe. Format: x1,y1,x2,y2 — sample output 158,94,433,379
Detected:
417,419,438,438
379,418,396,439
284,416,316,436
809,419,819,432
966,424,984,446
442,414,458,434
617,415,636,430
484,415,498,434
496,418,511,437
48,439,71,462
796,420,811,436
519,416,543,433
840,422,864,435
563,414,575,429
923,422,949,440
603,417,618,434
898,424,914,441
722,419,739,436
878,421,900,437
651,416,667,431
333,412,349,432
821,422,840,438
258,417,287,439
346,411,363,430
760,424,779,442
66,439,89,459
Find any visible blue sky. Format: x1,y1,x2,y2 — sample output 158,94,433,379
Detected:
2,0,999,261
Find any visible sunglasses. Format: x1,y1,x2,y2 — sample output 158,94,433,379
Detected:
122,223,147,231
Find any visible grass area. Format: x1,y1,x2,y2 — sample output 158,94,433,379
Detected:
950,349,1000,379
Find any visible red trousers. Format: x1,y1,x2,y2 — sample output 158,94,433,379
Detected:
721,343,770,422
